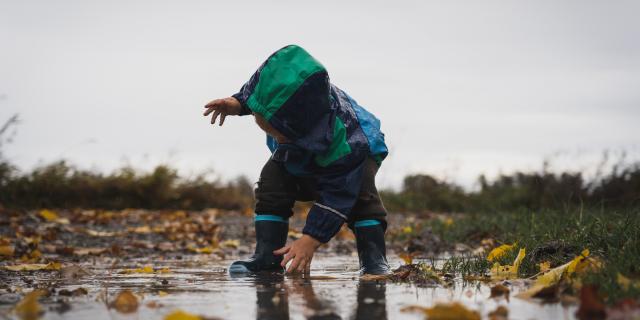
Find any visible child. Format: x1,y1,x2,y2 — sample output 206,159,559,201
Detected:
203,45,389,275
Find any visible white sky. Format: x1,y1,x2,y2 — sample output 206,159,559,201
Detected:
1,0,639,189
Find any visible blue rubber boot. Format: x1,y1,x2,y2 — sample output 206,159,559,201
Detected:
229,215,289,274
354,220,390,275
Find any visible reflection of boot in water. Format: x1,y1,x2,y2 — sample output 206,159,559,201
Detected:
353,220,390,275
255,274,289,320
352,281,387,320
294,279,341,320
229,217,288,274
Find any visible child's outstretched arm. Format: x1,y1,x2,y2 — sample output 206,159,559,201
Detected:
203,97,245,126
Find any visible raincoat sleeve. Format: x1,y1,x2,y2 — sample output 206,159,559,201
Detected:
231,71,260,116
302,159,366,243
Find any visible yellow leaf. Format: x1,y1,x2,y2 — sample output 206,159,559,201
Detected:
401,302,481,320
120,265,154,274
189,246,214,254
38,209,69,224
158,291,169,297
5,262,61,272
617,273,640,291
444,217,454,227
487,243,515,262
0,245,14,256
39,209,59,221
110,290,139,313
539,261,551,273
490,248,525,280
14,290,45,320
517,248,598,299
164,309,203,320
129,226,152,234
399,253,413,265
220,239,240,249
402,226,413,234
158,267,171,274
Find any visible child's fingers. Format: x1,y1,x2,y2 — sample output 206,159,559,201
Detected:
273,246,290,255
211,110,221,124
203,105,216,116
281,252,294,267
287,256,303,273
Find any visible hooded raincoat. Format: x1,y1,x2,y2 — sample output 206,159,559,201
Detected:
232,45,387,243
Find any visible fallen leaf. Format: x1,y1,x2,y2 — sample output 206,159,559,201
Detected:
120,265,154,274
129,226,152,234
0,245,14,256
575,285,606,320
490,284,510,301
38,209,69,224
617,273,640,291
14,290,46,320
488,306,509,320
74,247,108,256
399,252,413,265
146,301,164,309
158,291,169,297
487,243,516,262
401,302,481,320
5,262,61,272
39,209,59,222
220,239,240,249
517,249,599,299
539,261,551,273
164,309,203,320
110,290,139,313
490,248,525,280
402,226,413,234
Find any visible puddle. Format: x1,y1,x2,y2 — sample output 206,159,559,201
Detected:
0,254,577,320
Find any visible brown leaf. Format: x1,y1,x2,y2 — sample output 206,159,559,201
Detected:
490,284,510,302
401,302,481,320
110,290,139,314
575,285,606,320
488,306,509,320
14,290,46,320
0,245,14,256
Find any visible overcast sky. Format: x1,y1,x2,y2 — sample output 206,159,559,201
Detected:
1,0,639,189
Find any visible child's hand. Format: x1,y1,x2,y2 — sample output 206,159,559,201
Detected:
274,235,322,274
203,97,242,126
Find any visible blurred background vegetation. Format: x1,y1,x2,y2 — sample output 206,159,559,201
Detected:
1,114,638,211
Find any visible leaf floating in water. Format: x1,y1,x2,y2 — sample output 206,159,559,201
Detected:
110,290,139,314
401,302,481,320
164,309,203,320
488,305,509,320
490,284,510,301
14,290,46,320
5,262,61,272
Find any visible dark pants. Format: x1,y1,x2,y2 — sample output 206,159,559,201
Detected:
254,157,388,229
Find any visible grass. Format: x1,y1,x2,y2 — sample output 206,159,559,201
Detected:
403,208,640,303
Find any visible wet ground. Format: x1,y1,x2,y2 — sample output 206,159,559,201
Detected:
0,254,578,320
0,209,580,319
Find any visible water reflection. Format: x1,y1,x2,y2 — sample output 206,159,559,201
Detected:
252,274,387,320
